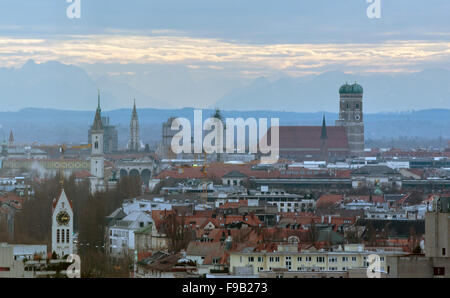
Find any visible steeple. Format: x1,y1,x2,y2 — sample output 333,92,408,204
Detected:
8,130,14,147
92,90,103,131
321,115,327,139
129,98,140,152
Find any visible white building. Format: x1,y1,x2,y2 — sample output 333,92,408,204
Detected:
89,91,105,194
107,211,153,256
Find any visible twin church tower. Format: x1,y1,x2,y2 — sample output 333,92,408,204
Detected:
89,91,140,194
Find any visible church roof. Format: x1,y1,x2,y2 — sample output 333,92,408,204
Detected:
52,188,73,213
92,90,103,131
339,82,363,94
222,170,248,178
271,126,350,150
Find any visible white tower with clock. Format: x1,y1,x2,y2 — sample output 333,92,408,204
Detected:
52,187,73,258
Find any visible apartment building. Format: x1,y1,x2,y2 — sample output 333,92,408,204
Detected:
230,243,403,276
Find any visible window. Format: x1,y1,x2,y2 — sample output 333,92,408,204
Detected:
257,256,263,262
95,141,98,149
342,257,348,262
66,229,70,243
329,257,337,263
352,257,357,261
248,256,254,262
269,257,274,262
285,256,292,270
61,229,65,243
433,267,445,276
57,229,60,243
297,257,302,262
275,256,280,262
317,256,325,263
305,256,312,262
380,257,385,262
442,248,446,256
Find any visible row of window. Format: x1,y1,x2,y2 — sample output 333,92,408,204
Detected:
245,255,385,263
56,229,70,244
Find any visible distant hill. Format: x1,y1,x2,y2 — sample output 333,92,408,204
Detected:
0,107,449,148
213,69,450,113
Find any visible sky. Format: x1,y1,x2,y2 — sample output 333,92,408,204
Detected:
0,0,449,111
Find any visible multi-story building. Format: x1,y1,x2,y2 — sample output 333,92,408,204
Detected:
106,211,153,257
386,196,450,278
230,243,402,276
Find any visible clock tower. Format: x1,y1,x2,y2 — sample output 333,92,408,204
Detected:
51,187,74,258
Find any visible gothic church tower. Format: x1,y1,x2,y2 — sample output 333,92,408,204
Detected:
128,99,140,152
90,90,105,194
335,82,365,156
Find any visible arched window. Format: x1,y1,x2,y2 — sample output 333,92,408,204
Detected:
95,141,98,149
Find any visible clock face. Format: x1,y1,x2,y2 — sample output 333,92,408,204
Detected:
56,211,70,226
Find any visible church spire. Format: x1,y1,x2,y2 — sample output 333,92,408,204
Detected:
321,115,328,139
8,129,14,147
92,90,103,131
129,98,140,152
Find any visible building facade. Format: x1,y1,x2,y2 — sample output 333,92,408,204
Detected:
51,188,73,258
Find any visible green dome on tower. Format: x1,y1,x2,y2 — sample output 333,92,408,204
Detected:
339,82,363,94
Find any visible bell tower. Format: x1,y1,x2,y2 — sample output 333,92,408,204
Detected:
51,187,73,258
335,82,364,157
90,90,105,194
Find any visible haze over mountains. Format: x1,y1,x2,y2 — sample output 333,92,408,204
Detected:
0,60,449,147
1,60,450,113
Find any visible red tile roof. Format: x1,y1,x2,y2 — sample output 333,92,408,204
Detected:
316,194,344,208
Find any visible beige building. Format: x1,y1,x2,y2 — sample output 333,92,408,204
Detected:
230,243,402,277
